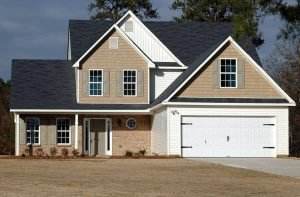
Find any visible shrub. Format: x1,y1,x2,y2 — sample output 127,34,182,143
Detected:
50,147,57,157
139,149,146,156
24,148,30,156
72,149,79,157
125,150,133,157
35,148,44,157
61,148,69,158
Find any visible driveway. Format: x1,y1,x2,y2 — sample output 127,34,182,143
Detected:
193,158,300,178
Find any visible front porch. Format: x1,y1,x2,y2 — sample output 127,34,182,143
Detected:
15,114,151,157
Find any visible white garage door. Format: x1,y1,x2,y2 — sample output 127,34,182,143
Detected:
181,116,276,157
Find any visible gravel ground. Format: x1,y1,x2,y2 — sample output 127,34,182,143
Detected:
0,159,299,197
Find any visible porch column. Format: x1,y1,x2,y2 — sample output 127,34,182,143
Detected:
75,113,78,150
14,113,20,156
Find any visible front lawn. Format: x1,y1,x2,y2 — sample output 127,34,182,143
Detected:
0,159,299,196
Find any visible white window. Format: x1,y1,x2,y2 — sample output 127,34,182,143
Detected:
125,21,134,32
26,118,40,145
220,58,237,88
109,37,119,49
56,119,71,145
123,70,137,96
126,118,137,129
89,69,103,96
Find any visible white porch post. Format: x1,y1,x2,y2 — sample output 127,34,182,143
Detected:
75,114,78,149
14,113,20,156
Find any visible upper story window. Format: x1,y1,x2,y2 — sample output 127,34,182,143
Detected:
125,21,134,32
109,37,119,49
220,58,237,88
89,69,103,96
123,70,137,96
26,118,40,145
56,118,71,145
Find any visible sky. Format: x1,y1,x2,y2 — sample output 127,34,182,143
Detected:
0,0,286,80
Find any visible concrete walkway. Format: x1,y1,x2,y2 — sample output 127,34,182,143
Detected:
193,158,300,179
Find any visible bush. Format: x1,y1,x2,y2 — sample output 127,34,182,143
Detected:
50,147,57,157
24,148,30,156
125,150,133,157
35,148,44,157
61,148,69,157
72,149,79,157
139,149,146,156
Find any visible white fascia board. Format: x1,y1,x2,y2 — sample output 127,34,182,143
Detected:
165,36,232,102
228,36,296,105
164,36,296,105
10,109,152,114
72,23,155,68
122,10,186,67
163,102,295,107
72,24,116,68
72,11,132,68
114,26,155,68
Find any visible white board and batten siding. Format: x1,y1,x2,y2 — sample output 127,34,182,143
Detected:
166,106,289,157
150,69,183,100
151,107,168,155
120,19,175,62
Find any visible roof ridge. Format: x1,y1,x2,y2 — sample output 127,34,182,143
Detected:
69,19,233,24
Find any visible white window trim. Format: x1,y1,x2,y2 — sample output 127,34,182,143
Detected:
123,69,138,97
109,37,119,49
88,69,104,96
25,117,40,146
219,58,238,89
56,118,72,146
126,118,137,129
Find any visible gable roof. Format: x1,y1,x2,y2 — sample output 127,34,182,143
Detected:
151,36,295,106
72,24,154,68
69,20,261,67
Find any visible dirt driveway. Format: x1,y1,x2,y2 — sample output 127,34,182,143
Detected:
0,159,299,197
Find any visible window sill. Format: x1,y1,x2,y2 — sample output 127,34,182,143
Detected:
57,144,72,147
26,144,41,147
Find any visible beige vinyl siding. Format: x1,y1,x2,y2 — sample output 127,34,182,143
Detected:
19,115,83,156
79,31,148,104
177,43,283,98
19,114,151,156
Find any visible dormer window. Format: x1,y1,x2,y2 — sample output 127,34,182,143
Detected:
220,58,237,88
109,37,119,49
125,21,134,32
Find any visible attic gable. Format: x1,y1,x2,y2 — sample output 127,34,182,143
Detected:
175,42,283,99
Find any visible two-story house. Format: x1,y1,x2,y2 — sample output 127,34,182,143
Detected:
10,11,295,157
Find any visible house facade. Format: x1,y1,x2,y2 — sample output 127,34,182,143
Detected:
10,11,295,157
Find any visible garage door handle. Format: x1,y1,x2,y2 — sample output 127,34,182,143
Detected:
181,146,192,148
263,146,275,149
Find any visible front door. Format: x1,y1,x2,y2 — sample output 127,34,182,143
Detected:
90,119,106,156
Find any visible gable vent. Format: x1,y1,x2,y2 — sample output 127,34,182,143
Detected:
125,21,134,32
109,37,119,49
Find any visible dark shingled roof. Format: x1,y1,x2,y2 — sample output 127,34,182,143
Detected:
11,20,277,110
10,60,149,110
69,20,261,66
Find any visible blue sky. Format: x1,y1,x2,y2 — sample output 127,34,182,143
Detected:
0,0,285,80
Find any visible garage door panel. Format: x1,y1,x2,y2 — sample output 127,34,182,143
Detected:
181,116,276,157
